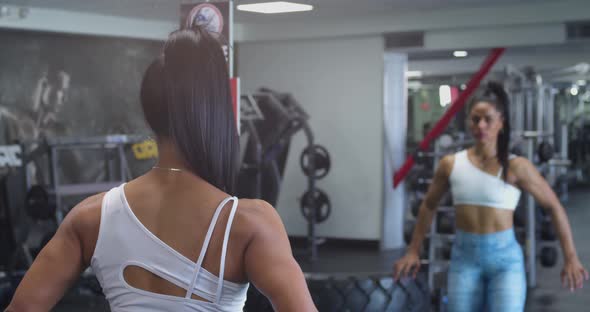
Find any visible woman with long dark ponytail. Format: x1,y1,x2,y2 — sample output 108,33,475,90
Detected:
395,81,587,311
7,26,317,312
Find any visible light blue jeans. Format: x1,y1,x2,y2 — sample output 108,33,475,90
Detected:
447,228,527,312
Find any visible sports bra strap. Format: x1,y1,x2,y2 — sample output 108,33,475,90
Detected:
185,196,237,299
215,198,239,304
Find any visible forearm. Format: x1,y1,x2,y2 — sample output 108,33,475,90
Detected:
548,204,578,261
5,302,40,312
6,264,71,312
258,261,317,312
271,292,317,312
408,203,436,254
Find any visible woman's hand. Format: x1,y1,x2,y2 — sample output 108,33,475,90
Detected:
393,250,421,282
561,256,589,292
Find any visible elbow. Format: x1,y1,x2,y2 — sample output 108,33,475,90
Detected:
540,202,559,214
421,200,437,214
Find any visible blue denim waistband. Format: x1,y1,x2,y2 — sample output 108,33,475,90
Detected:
454,228,516,249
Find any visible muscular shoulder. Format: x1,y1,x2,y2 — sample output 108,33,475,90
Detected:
508,156,536,183
68,193,105,229
509,156,533,175
63,192,106,265
234,199,286,242
437,154,455,177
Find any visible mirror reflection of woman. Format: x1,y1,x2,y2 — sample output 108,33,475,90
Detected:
394,82,588,311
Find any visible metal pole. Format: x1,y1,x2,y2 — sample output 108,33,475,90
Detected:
547,88,555,144
244,121,262,199
301,121,317,261
561,124,569,202
117,145,126,182
561,124,569,160
105,148,112,181
51,147,63,223
537,86,544,135
526,138,536,287
428,141,441,291
228,0,234,78
514,91,525,133
526,90,534,132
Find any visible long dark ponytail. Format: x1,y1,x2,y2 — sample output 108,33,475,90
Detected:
470,81,511,181
140,26,239,193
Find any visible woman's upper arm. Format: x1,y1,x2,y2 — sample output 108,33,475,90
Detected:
422,155,453,209
243,200,316,312
512,157,559,208
7,193,103,312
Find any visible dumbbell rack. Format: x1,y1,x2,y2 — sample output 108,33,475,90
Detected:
406,138,462,297
425,141,457,294
507,69,568,287
425,208,454,291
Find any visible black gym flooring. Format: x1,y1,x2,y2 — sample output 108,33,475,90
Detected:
14,187,590,311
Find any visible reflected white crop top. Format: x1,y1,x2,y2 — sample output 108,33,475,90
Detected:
449,150,521,210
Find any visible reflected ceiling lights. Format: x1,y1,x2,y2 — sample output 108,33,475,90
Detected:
237,2,313,14
453,51,468,58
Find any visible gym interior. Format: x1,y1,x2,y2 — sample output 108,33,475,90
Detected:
1,0,590,311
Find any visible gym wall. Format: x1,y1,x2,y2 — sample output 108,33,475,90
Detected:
238,36,385,240
0,29,160,181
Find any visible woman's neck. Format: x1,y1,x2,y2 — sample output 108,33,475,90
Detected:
148,138,224,197
154,139,190,171
472,141,498,161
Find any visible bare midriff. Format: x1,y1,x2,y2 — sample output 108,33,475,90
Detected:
455,204,514,234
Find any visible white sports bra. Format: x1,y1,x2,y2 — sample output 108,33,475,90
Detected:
90,184,249,312
449,150,521,210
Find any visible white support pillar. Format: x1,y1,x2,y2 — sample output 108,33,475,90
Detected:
382,53,408,250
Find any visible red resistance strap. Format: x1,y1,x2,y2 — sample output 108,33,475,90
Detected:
393,48,506,189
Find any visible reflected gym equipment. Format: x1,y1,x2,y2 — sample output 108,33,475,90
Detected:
436,213,455,235
537,141,554,163
25,185,55,221
300,188,332,224
539,246,558,268
300,145,331,180
237,90,331,261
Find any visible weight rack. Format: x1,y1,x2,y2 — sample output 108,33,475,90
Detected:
45,135,145,223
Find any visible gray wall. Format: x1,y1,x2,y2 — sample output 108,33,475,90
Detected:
238,36,385,240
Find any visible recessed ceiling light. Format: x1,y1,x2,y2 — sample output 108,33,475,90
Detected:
237,2,313,14
453,50,468,58
406,71,423,78
571,86,579,96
